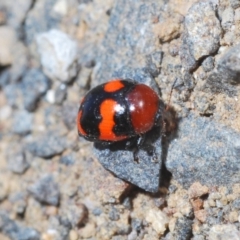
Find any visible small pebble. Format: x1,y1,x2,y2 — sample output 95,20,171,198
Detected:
12,110,33,135
26,131,67,158
28,174,60,206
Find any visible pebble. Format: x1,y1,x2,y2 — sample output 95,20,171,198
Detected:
60,203,88,227
0,211,40,240
61,102,79,130
172,216,193,240
188,182,209,199
217,44,240,83
6,147,29,174
12,110,33,135
21,68,50,112
26,131,67,158
221,7,234,31
28,174,60,206
145,209,169,235
95,114,162,193
230,0,240,9
0,26,16,66
9,192,27,216
194,209,207,223
2,0,32,31
209,224,240,239
36,29,79,83
202,56,214,72
166,114,240,188
183,1,222,61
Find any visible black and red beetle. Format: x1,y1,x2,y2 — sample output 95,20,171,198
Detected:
77,79,166,143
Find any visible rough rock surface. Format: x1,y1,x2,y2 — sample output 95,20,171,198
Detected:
1,0,240,239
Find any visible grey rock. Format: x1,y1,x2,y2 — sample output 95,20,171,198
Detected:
108,206,120,221
36,29,79,83
12,110,33,135
54,84,67,104
26,131,67,158
183,2,221,61
28,174,60,206
221,7,234,30
0,211,40,240
47,216,71,240
94,0,164,84
60,203,88,227
166,114,240,188
230,0,240,9
217,44,240,83
232,198,240,209
95,126,162,193
173,217,193,240
24,0,61,45
113,67,160,94
61,102,79,130
0,69,10,87
59,154,75,166
7,148,29,174
209,224,240,239
0,0,32,33
179,33,197,71
202,56,214,72
3,83,22,108
21,68,50,112
9,192,27,215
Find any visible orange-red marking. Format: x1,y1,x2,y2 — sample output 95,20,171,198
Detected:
77,110,87,136
99,99,127,141
104,80,124,92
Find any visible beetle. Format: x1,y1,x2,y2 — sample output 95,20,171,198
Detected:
77,79,165,145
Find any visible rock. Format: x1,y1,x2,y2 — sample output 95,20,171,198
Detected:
146,209,169,236
1,0,32,32
0,26,16,66
0,175,9,201
179,33,197,71
0,211,40,240
36,29,79,83
94,0,166,84
166,114,240,188
221,7,234,31
217,44,240,83
209,224,240,239
28,175,60,206
9,192,27,216
59,154,75,166
26,131,67,158
182,2,221,61
60,203,88,227
230,0,240,9
153,18,181,43
172,216,193,240
54,84,67,104
188,182,209,199
202,56,214,72
3,83,23,108
61,102,79,130
194,209,207,223
12,110,33,135
95,126,162,193
0,69,10,87
45,83,67,105
6,145,29,174
21,68,50,112
24,0,62,45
